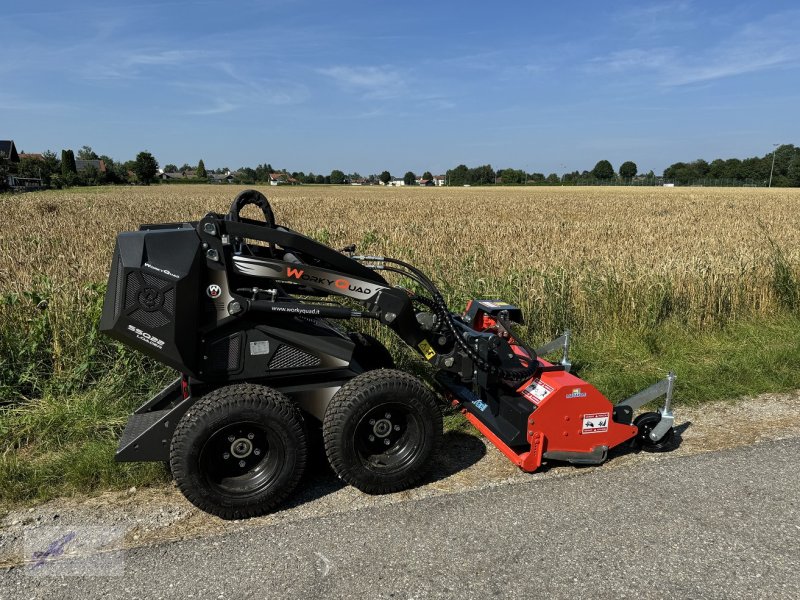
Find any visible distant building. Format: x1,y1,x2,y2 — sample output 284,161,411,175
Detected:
209,172,234,184
0,140,20,163
268,172,299,185
433,175,446,186
75,159,107,174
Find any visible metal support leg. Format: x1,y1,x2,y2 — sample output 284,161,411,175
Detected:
535,330,571,372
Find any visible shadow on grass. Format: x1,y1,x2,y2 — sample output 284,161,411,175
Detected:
284,430,487,510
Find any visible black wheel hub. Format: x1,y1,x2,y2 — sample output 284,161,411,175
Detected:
199,421,283,496
355,403,423,472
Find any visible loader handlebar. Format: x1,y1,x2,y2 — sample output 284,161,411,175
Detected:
227,189,276,227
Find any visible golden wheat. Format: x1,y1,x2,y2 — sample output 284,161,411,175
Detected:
1,184,798,376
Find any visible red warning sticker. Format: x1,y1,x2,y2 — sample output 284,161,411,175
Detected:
582,412,610,434
520,379,554,405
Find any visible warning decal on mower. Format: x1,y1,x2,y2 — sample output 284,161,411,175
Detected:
582,412,609,434
418,339,436,360
520,379,554,405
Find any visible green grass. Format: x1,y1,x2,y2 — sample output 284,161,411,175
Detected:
3,313,800,510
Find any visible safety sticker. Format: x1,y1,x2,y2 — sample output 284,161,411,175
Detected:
481,301,511,309
520,379,554,405
249,340,270,356
582,412,609,434
418,339,436,360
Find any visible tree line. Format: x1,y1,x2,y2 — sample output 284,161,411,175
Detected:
1,146,159,189
5,143,799,191
663,144,800,186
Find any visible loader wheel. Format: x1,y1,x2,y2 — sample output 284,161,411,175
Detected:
348,332,395,371
323,369,442,494
170,384,307,520
630,412,675,452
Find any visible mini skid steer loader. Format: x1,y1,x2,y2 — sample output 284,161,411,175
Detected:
100,190,676,519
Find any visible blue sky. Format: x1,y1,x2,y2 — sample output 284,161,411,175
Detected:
3,1,799,175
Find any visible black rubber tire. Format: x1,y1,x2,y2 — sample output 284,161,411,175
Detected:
170,384,307,519
630,411,675,452
348,332,395,371
323,369,442,494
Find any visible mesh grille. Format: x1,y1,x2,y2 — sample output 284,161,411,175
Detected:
268,344,321,370
113,253,124,318
163,288,175,314
130,308,170,328
208,334,242,372
125,272,141,308
124,270,174,328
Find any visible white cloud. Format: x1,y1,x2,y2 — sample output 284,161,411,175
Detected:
589,9,800,87
318,65,406,99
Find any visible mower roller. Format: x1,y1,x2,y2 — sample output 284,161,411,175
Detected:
100,190,676,519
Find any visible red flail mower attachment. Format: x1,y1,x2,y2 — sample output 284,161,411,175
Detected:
450,301,676,472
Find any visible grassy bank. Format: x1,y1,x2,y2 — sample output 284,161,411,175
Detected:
3,313,800,508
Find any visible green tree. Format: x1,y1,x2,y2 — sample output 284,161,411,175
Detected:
0,156,10,191
379,171,391,184
403,171,417,185
197,159,207,179
619,161,637,181
133,151,158,185
469,164,495,185
591,160,615,180
315,174,325,184
422,170,433,181
61,149,77,186
77,145,98,160
788,154,800,187
446,164,469,186
164,164,178,173
330,169,346,184
500,168,525,184
546,173,560,184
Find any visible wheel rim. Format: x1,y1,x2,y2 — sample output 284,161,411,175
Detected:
199,421,284,497
635,414,674,449
354,402,424,473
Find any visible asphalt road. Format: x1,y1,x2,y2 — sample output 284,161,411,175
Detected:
3,437,799,599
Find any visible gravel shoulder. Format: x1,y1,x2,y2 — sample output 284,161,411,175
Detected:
1,390,799,569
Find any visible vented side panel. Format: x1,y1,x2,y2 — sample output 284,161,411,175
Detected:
124,271,175,328
269,344,321,370
208,333,243,372
113,252,124,319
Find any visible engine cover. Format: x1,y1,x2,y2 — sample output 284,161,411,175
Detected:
99,225,204,375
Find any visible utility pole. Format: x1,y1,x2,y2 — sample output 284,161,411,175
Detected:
768,143,779,188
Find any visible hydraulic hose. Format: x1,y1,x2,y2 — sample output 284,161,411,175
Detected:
373,257,539,382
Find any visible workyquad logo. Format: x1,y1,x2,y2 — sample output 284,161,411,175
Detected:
285,267,373,295
127,324,165,349
566,387,587,399
206,284,222,299
143,262,180,279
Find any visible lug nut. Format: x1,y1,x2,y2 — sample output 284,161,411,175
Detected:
394,425,400,431
238,460,246,468
384,439,390,446
228,435,235,442
223,452,230,459
368,435,375,442
254,449,261,456
385,413,391,419
369,419,375,425
247,432,254,440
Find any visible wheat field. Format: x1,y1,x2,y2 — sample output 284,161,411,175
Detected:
1,184,799,403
